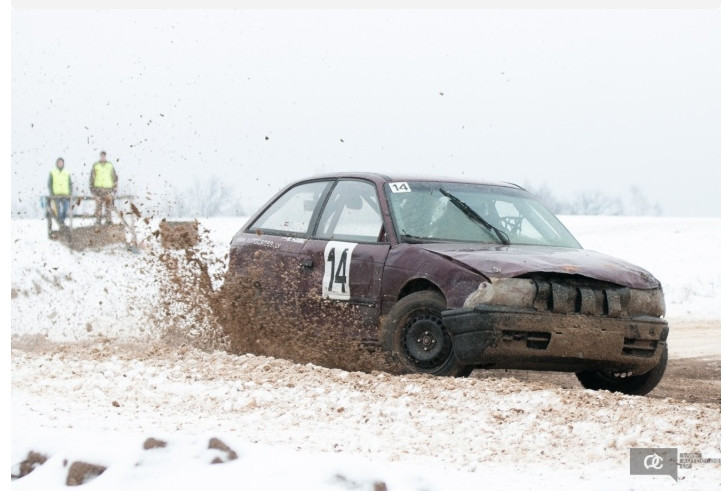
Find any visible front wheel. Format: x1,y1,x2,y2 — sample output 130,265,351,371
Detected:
382,291,471,377
575,345,668,395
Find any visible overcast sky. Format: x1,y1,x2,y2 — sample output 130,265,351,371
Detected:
11,9,720,216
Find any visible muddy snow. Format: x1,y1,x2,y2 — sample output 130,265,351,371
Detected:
11,216,721,489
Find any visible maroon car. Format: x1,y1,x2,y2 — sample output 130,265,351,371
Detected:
227,173,668,395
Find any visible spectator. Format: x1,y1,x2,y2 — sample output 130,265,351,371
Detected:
89,151,118,226
48,157,72,229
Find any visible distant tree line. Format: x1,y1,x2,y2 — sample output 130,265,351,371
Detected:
12,177,662,219
166,176,247,218
10,175,248,220
523,183,663,216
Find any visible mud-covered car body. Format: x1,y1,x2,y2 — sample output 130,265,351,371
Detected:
228,173,668,394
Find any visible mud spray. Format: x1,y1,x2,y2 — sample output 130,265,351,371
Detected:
145,220,397,374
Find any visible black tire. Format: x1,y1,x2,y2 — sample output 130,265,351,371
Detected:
575,344,668,396
382,291,470,377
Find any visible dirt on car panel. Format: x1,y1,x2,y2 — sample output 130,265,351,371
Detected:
459,308,664,373
211,259,399,374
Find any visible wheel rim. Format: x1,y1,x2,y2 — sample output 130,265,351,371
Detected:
400,310,453,372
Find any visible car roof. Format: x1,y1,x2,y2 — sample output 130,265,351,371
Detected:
301,172,524,189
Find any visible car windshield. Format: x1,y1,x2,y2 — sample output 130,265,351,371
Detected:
385,181,581,248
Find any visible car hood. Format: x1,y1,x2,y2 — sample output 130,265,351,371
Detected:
418,243,660,290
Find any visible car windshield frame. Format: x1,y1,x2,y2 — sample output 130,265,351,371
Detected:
384,180,582,248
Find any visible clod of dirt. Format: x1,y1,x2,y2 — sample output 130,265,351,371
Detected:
158,220,200,249
142,437,167,450
57,224,127,252
66,461,107,486
12,451,47,479
130,203,142,219
208,437,238,463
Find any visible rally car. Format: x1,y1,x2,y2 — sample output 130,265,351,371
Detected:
226,173,668,395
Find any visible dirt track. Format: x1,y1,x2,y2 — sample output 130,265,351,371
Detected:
475,355,720,405
11,320,721,407
474,319,721,405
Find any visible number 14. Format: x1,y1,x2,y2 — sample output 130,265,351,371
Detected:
327,247,349,292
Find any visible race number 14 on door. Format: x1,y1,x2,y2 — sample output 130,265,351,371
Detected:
322,241,357,300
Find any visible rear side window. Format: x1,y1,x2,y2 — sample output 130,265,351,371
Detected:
249,181,332,236
315,180,384,242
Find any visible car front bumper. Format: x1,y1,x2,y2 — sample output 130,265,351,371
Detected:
442,305,669,374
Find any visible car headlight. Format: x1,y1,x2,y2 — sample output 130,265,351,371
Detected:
628,288,666,317
463,278,536,309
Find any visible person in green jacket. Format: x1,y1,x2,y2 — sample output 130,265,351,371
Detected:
89,151,118,226
48,157,72,228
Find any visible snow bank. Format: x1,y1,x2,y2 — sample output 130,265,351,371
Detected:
13,428,672,491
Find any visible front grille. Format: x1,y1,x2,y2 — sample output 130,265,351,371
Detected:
531,275,630,318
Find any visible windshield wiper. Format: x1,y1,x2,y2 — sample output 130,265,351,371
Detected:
439,188,510,245
399,229,434,244
399,234,428,244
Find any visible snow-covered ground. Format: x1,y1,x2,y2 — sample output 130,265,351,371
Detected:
11,216,721,490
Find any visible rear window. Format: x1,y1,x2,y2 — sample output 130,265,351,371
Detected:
248,181,332,236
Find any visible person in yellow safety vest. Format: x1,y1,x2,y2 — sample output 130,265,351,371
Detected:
48,157,72,228
89,150,118,226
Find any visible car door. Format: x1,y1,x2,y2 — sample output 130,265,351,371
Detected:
299,179,391,345
227,180,333,320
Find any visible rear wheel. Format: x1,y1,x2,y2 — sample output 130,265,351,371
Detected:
383,291,471,377
575,345,668,395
